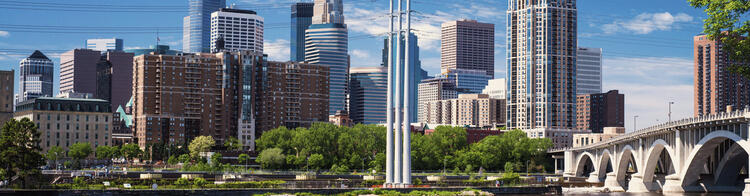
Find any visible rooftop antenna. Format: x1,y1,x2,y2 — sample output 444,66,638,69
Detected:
156,28,160,46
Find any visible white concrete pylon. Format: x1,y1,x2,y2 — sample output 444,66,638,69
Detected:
401,0,412,186
384,0,412,188
384,0,395,186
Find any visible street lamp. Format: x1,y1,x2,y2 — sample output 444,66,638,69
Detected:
633,115,639,131
526,160,530,176
668,101,675,122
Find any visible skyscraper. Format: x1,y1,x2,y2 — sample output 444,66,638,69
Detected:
86,38,123,51
382,33,428,122
576,47,602,95
183,0,226,53
106,51,135,109
349,67,388,124
0,70,13,126
60,49,101,95
312,0,344,24
305,0,348,115
694,34,750,116
576,90,624,133
441,19,494,78
60,49,133,109
19,50,54,102
210,8,264,53
291,2,314,62
507,0,577,130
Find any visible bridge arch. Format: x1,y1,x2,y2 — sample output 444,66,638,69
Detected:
595,149,613,180
574,151,596,177
713,143,748,186
680,130,750,189
616,145,638,187
643,139,677,183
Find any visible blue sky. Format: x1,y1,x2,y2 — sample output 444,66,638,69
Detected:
0,0,706,132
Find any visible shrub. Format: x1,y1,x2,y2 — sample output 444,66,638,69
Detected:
501,172,520,185
174,178,190,186
193,177,208,187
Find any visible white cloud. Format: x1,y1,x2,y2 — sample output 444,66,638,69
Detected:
349,49,382,67
264,39,290,61
602,12,693,34
602,56,694,132
350,49,371,59
0,31,9,37
124,46,145,50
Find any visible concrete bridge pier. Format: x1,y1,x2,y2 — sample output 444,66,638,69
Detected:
603,172,625,192
661,174,684,193
743,179,750,194
626,173,655,193
586,172,601,183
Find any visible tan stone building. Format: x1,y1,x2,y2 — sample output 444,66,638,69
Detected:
0,70,13,126
423,94,503,128
14,97,112,152
573,127,625,148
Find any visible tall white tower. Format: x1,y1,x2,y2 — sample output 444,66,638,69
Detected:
506,0,578,130
385,0,412,187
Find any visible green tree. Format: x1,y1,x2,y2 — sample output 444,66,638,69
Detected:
689,0,750,78
224,136,242,151
308,153,324,171
46,146,66,169
95,145,119,160
120,143,142,165
210,153,223,168
257,148,285,169
167,155,178,165
238,153,250,170
68,142,93,162
189,136,215,158
0,118,45,188
178,154,191,164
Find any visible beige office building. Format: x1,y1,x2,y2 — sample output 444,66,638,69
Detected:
573,127,625,148
423,94,503,128
14,96,112,152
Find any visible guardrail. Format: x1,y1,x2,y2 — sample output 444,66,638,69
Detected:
566,108,750,151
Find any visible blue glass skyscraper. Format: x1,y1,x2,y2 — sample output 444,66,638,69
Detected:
291,2,314,62
305,0,348,115
183,0,225,53
349,67,388,124
383,33,426,122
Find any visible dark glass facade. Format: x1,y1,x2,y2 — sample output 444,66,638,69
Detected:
291,2,314,62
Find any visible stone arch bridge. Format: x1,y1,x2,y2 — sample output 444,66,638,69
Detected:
563,109,750,193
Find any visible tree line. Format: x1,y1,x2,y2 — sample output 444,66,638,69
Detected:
255,123,553,173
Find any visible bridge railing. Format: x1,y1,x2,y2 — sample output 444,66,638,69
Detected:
568,108,750,151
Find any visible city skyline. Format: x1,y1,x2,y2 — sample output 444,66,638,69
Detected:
0,0,703,132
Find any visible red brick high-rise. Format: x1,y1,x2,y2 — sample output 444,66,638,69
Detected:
694,34,750,116
576,90,624,133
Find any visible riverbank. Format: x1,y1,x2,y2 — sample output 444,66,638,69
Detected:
0,186,562,196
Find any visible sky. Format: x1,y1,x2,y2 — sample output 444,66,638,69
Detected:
0,0,706,132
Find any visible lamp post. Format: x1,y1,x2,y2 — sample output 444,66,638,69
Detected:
668,101,674,122
633,115,639,131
